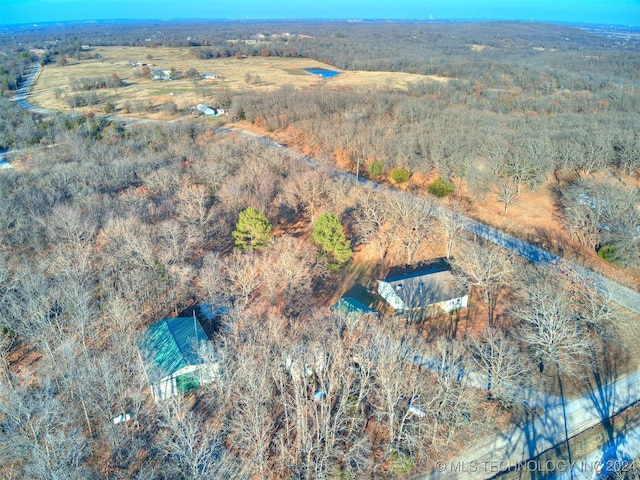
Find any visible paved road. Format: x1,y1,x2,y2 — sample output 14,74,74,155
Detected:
463,218,640,314
418,370,640,480
11,63,53,115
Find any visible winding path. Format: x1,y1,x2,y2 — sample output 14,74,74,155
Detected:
11,63,52,115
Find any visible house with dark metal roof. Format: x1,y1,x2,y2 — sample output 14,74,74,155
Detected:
378,261,468,314
137,316,217,402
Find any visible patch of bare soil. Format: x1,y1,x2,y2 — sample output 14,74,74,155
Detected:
461,179,640,290
6,339,43,382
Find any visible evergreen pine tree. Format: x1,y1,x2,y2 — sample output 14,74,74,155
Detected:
232,207,272,251
311,213,353,264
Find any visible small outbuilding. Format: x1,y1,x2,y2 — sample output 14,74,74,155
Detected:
378,261,468,314
195,104,224,117
137,316,217,402
330,297,379,322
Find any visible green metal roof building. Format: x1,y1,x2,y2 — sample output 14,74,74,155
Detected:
330,297,379,324
137,316,217,402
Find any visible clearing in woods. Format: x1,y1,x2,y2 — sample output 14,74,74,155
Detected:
29,46,448,114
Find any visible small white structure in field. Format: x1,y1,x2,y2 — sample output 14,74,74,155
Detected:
112,413,132,424
196,104,223,117
151,69,173,81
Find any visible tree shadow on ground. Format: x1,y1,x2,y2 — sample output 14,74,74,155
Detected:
492,403,563,480
585,344,623,443
581,340,635,480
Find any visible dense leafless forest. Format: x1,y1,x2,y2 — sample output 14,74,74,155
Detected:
0,20,639,479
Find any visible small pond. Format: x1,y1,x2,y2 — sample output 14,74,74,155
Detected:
303,67,341,78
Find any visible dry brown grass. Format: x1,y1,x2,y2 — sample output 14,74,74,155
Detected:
29,46,447,115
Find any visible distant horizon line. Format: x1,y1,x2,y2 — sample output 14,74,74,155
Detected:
2,17,639,30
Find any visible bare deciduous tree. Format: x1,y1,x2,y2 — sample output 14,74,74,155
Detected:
228,355,275,480
355,186,397,263
283,168,333,222
176,182,216,230
225,251,261,307
0,380,91,479
514,268,595,477
435,199,468,259
468,326,531,403
157,398,238,480
496,177,519,215
452,239,515,326
389,196,434,265
515,271,593,375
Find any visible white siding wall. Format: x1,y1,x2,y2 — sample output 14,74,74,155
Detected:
151,364,217,402
377,281,406,310
437,295,469,313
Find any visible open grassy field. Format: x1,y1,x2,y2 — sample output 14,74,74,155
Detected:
28,46,447,115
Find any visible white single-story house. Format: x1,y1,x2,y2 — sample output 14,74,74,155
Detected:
195,104,224,117
137,316,217,402
151,69,173,81
378,262,468,314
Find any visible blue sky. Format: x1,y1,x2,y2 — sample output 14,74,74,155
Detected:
2,0,640,27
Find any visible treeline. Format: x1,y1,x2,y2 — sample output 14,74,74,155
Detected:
0,48,36,92
69,73,124,92
0,96,46,149
63,74,124,108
